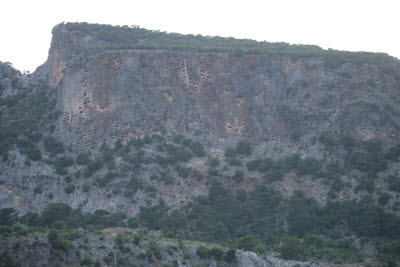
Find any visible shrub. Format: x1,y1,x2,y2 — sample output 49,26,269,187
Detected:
54,156,73,169
303,233,326,247
227,157,241,166
0,225,12,236
224,146,236,157
160,173,174,185
0,208,18,226
265,169,284,182
173,134,184,144
133,234,141,245
56,167,68,176
166,144,193,162
238,235,257,251
319,133,338,149
64,185,75,194
82,184,90,193
64,176,72,183
224,249,236,263
143,135,153,144
280,237,305,261
387,175,400,192
34,186,43,195
385,144,400,160
81,255,93,266
2,152,8,162
25,146,42,161
197,246,210,259
209,247,224,261
43,136,64,156
232,170,244,182
208,157,220,167
236,140,252,155
331,178,345,192
296,157,321,176
115,232,124,245
285,154,302,170
354,175,375,193
76,152,91,165
84,159,104,177
103,252,114,264
379,193,391,206
254,243,266,255
190,141,205,157
214,221,229,241
48,229,70,251
346,152,386,173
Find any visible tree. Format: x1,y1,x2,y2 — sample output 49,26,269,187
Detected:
0,208,18,226
214,221,229,241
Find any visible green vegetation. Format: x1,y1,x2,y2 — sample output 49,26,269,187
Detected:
44,136,65,156
76,152,91,165
246,153,321,180
63,22,400,82
133,183,400,263
0,208,18,227
33,186,43,196
236,140,252,156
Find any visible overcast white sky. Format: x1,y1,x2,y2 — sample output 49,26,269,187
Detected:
1,0,399,72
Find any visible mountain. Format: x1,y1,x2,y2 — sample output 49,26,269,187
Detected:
0,22,400,266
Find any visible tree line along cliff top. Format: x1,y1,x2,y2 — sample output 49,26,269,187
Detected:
59,22,400,80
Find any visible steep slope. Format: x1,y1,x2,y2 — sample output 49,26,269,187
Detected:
1,23,400,265
45,24,400,156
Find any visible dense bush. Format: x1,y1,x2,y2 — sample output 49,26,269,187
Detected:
43,136,65,156
76,152,91,165
0,85,58,160
346,152,387,173
48,229,71,251
0,208,18,227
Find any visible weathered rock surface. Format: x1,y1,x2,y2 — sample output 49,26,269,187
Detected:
0,231,326,267
1,23,400,214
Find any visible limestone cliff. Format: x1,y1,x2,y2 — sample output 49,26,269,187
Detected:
1,22,400,266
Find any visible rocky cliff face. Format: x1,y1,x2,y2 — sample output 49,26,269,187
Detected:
47,25,400,157
1,22,400,266
1,23,400,215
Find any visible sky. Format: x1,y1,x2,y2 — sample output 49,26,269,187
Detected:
1,0,399,72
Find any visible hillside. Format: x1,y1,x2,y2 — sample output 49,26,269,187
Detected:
1,22,400,266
